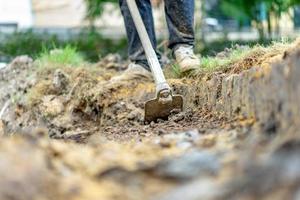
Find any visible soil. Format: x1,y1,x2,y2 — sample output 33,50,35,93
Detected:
0,40,300,200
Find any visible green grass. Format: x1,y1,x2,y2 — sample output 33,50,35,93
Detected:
200,47,252,72
169,46,256,77
37,45,85,67
171,64,181,77
188,37,295,76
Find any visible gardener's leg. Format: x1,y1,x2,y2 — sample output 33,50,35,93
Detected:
119,0,158,71
164,0,195,49
164,0,200,71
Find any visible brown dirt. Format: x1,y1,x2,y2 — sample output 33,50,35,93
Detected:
0,40,300,200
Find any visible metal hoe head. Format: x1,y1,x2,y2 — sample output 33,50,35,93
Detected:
144,90,183,123
126,0,184,123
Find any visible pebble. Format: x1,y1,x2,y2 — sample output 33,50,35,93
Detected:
169,112,185,122
150,121,156,128
53,69,69,91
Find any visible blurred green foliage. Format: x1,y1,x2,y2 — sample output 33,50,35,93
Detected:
221,0,300,38
85,0,118,27
199,39,273,56
37,45,85,66
0,30,283,64
0,30,127,62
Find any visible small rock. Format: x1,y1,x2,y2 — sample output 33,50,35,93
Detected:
155,150,220,180
169,111,185,122
127,110,142,121
103,54,121,63
40,95,64,117
113,102,126,112
53,69,69,92
150,121,156,128
10,55,33,68
157,118,165,123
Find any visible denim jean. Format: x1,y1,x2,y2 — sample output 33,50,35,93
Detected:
119,0,195,70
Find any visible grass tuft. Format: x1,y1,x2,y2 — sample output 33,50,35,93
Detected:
199,46,254,73
37,45,85,67
191,39,295,76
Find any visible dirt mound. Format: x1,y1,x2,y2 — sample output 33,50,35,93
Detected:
1,39,300,200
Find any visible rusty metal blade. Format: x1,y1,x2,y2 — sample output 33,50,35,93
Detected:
144,95,183,123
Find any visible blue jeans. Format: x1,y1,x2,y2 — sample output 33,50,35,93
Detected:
119,0,195,70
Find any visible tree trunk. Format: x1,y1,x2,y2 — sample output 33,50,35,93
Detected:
275,15,280,38
255,20,265,41
267,11,272,38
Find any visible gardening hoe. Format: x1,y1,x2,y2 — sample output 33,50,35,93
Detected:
127,0,183,123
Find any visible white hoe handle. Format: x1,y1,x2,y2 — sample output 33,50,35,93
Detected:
126,0,171,94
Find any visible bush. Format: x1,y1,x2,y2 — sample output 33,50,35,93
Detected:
70,31,127,61
0,31,61,62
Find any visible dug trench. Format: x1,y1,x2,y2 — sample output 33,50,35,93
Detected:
0,39,300,200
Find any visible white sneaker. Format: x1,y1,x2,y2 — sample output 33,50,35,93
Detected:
111,63,152,82
174,45,200,72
